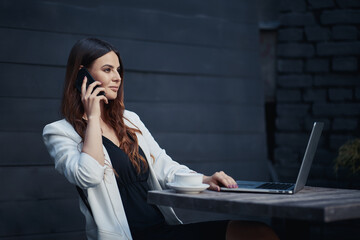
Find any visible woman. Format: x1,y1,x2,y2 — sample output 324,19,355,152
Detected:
43,38,278,240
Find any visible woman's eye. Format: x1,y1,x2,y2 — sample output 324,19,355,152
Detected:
104,68,111,73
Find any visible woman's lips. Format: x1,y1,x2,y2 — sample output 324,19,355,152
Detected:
109,86,118,92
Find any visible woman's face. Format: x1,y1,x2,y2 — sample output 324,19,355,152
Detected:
87,51,121,100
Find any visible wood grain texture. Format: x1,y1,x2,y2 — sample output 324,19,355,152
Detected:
0,0,257,49
0,98,61,132
148,187,360,222
184,160,270,181
0,63,65,98
0,132,51,165
0,131,267,166
0,166,77,201
0,28,259,77
0,64,262,104
152,132,267,163
0,231,86,240
0,98,264,133
127,102,265,133
124,72,263,105
0,199,84,236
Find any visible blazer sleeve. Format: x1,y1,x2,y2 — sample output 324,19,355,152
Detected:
42,121,106,189
125,111,192,188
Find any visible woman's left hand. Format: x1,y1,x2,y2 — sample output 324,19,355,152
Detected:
203,171,238,191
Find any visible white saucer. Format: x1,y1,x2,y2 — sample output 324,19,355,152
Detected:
166,183,209,194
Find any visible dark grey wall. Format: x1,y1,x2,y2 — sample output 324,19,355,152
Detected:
274,0,360,188
0,0,267,238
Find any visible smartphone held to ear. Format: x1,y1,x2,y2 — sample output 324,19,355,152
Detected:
75,68,105,96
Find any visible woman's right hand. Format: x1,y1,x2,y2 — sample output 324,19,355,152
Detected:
80,76,107,166
81,76,108,119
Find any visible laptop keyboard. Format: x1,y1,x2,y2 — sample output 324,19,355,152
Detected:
256,183,293,190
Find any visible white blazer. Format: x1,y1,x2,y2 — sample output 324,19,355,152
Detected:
43,110,192,240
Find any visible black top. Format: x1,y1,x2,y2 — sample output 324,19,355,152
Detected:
102,136,165,233
102,136,228,240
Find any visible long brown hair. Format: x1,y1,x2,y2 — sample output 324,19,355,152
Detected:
61,38,148,174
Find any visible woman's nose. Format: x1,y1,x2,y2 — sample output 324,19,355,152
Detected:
112,71,121,82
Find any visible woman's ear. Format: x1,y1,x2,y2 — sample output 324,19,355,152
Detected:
79,65,84,70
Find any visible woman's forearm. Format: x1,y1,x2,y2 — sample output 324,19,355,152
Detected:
82,117,105,166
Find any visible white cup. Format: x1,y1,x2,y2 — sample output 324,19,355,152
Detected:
174,172,203,186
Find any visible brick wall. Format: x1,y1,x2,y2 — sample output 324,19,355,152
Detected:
275,0,360,189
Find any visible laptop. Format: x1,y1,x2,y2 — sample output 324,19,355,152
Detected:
221,122,324,194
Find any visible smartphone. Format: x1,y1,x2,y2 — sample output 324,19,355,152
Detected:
75,68,105,96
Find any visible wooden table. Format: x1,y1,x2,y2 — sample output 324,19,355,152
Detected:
148,186,360,239
148,186,360,222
